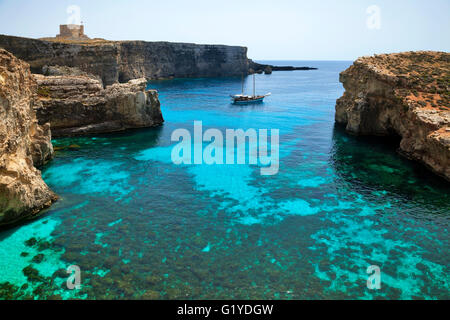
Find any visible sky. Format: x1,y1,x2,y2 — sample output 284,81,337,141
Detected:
0,0,449,60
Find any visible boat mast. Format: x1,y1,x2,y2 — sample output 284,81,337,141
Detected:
253,74,256,97
241,74,244,95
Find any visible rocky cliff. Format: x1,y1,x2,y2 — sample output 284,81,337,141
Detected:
117,41,249,83
34,74,164,137
0,49,57,227
0,35,249,86
336,51,450,181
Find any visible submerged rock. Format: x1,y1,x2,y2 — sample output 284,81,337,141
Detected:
0,49,57,227
32,253,45,263
141,290,160,300
336,51,450,181
22,265,44,283
34,75,164,137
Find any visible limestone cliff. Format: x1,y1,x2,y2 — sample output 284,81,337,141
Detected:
0,35,249,86
336,51,450,181
0,49,57,227
117,41,249,82
34,74,164,137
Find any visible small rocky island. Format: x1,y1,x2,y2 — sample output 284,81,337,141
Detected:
336,51,450,181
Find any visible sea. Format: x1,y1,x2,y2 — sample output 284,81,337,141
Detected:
0,61,448,300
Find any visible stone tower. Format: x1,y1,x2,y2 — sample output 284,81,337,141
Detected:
56,24,90,40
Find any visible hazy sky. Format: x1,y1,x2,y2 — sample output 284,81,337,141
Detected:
0,0,449,60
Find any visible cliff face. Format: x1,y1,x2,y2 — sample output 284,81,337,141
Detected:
336,51,450,181
0,35,249,86
117,41,249,82
34,74,164,137
0,49,57,227
0,35,120,86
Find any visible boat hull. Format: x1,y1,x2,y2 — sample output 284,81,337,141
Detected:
232,97,265,104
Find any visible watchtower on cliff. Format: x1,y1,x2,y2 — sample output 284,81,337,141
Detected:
56,24,90,40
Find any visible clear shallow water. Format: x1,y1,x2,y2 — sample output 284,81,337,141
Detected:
0,61,449,300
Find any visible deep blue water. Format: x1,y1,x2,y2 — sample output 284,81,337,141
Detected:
0,61,449,300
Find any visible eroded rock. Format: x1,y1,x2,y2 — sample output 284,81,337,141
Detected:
34,75,164,136
336,51,450,181
0,49,57,227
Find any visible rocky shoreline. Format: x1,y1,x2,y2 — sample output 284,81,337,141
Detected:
34,72,163,137
336,51,450,181
0,34,316,86
0,35,250,86
2,39,448,229
0,48,165,227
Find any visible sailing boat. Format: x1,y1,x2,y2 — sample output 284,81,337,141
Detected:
231,74,271,104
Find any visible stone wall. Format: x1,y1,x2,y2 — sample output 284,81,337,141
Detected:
57,24,89,40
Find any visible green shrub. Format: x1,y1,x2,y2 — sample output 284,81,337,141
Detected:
37,86,51,98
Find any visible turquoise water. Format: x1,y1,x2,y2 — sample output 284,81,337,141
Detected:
0,61,449,300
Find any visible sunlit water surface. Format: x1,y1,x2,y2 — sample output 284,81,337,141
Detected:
0,61,449,300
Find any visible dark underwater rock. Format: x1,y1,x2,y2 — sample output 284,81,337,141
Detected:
32,254,45,263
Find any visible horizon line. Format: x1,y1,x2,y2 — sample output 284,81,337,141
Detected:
254,59,354,62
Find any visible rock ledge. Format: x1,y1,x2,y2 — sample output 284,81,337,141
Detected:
34,74,164,137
